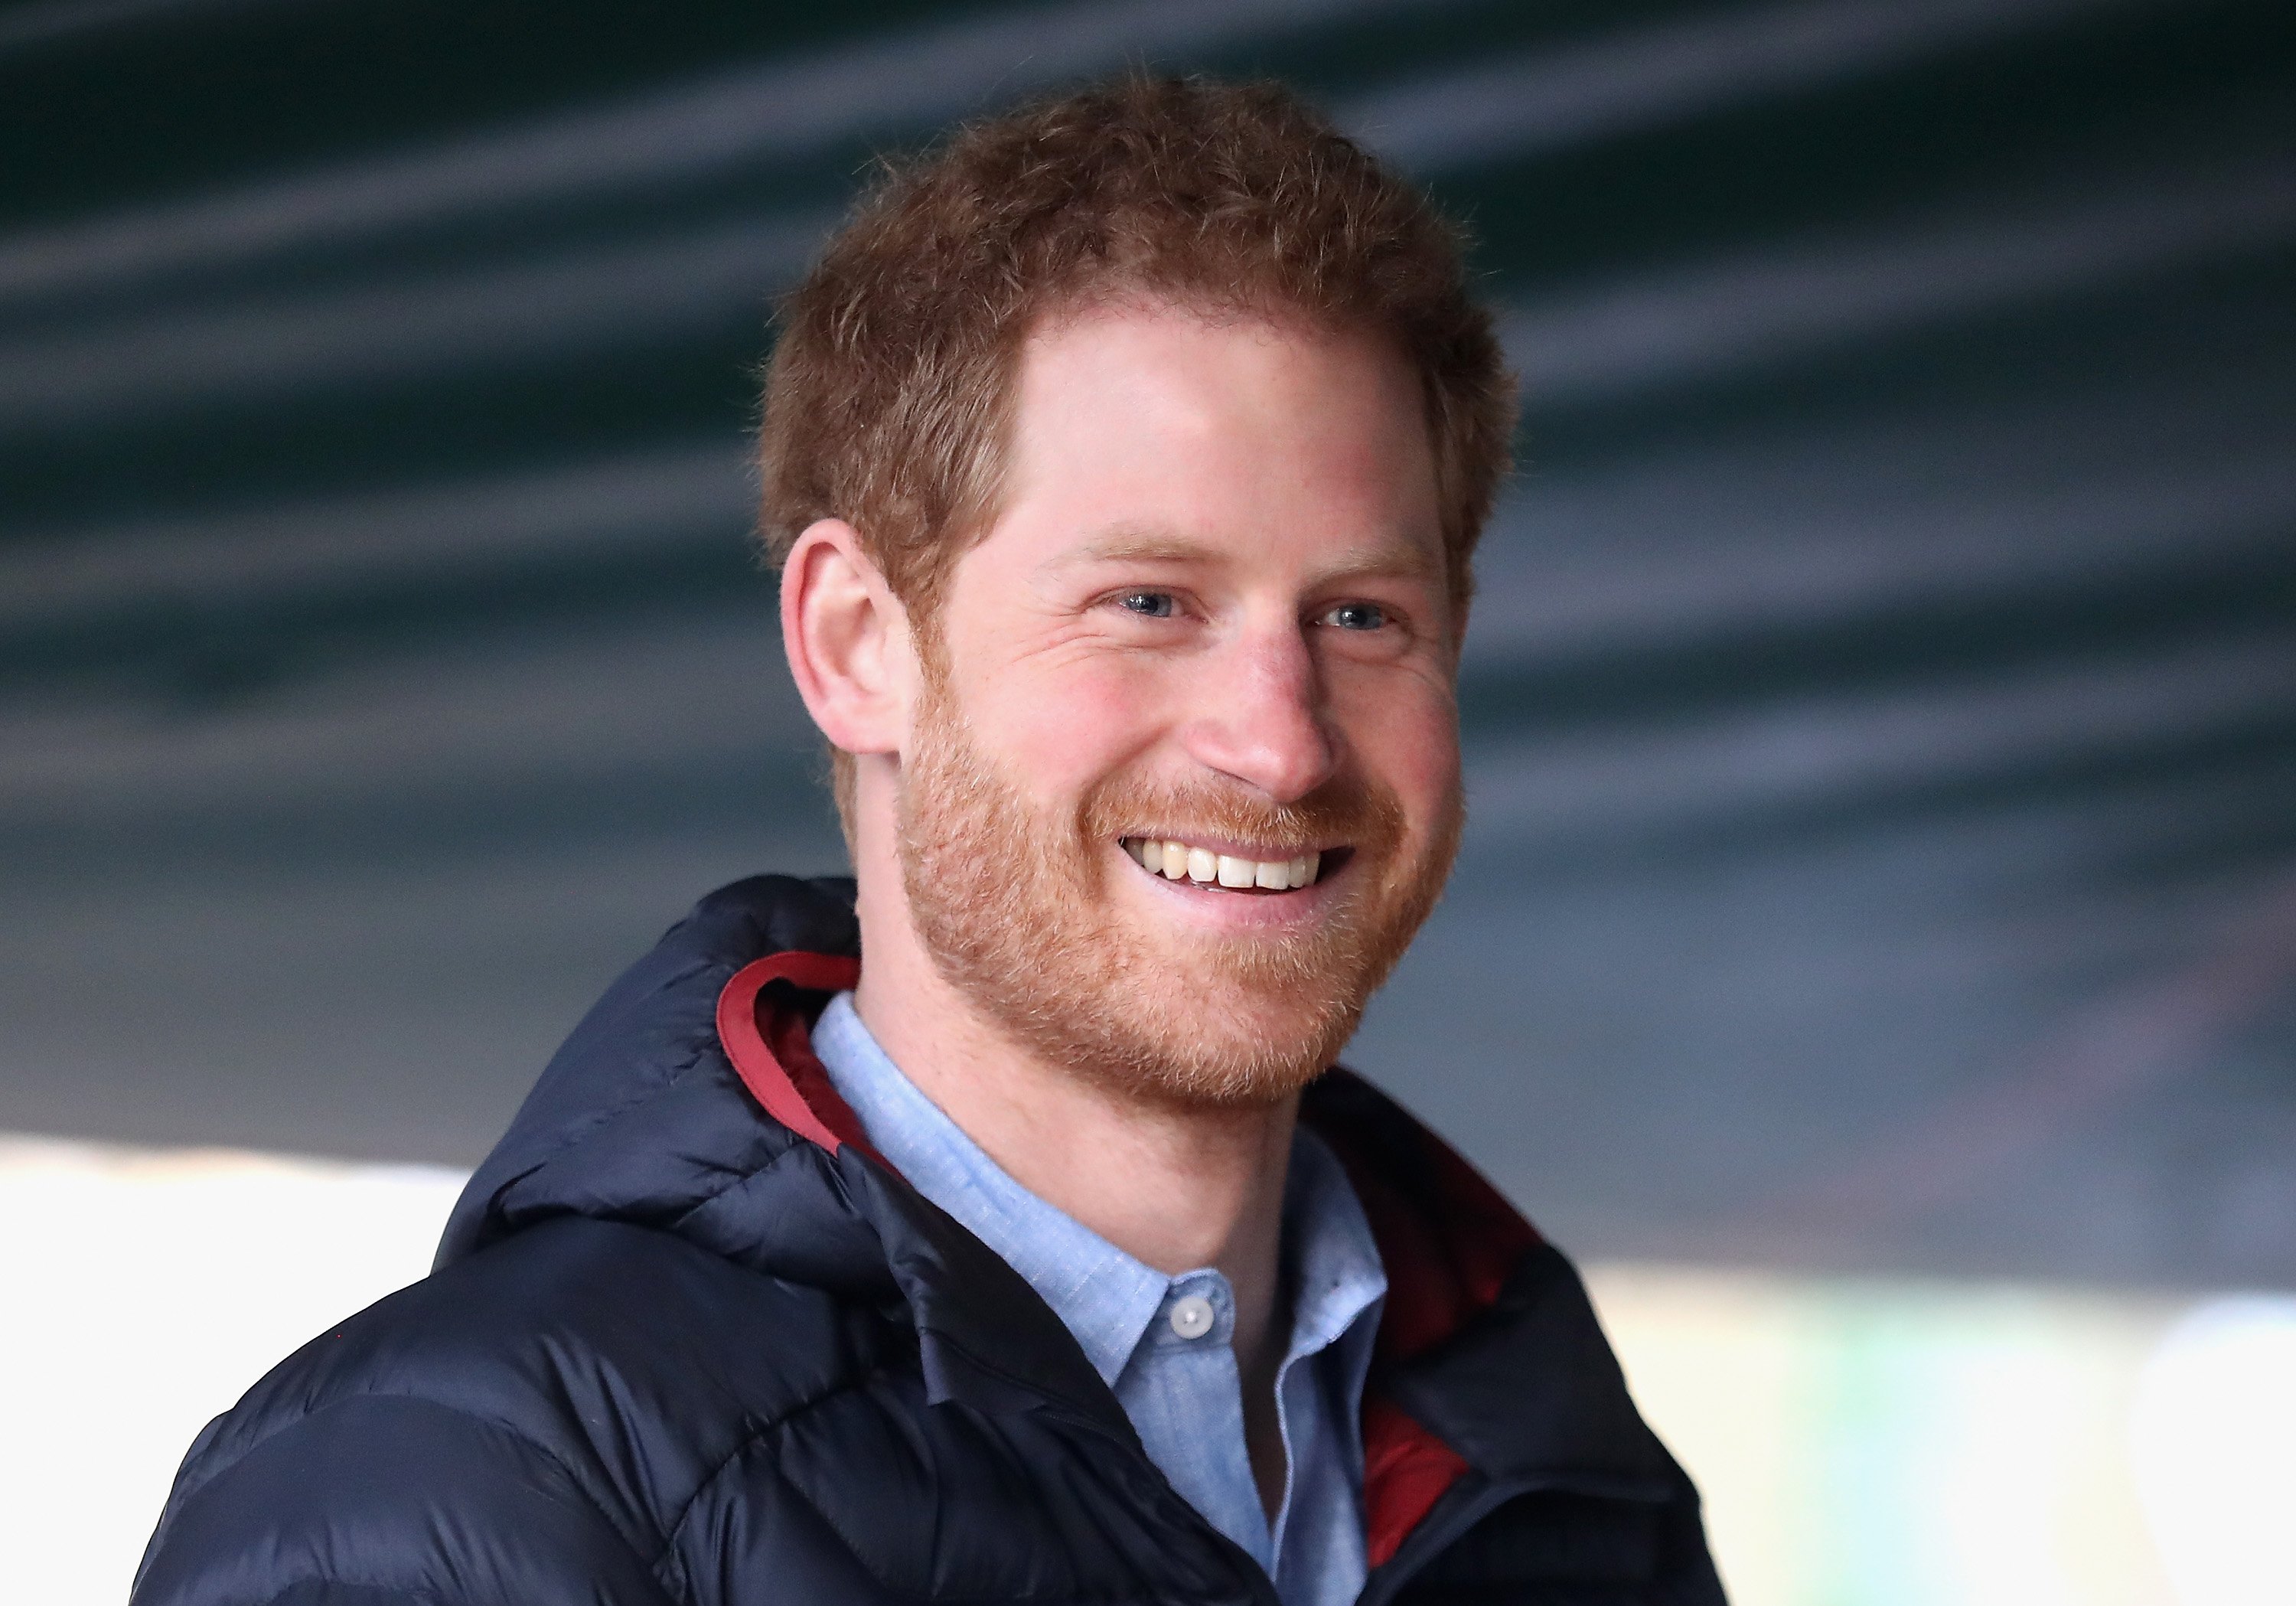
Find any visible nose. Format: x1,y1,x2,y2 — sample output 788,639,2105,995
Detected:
1176,623,1337,805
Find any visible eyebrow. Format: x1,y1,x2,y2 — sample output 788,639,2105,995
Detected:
1062,526,1444,585
1068,529,1209,566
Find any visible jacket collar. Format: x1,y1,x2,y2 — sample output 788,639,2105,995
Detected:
1303,1072,1675,1489
719,948,1133,1435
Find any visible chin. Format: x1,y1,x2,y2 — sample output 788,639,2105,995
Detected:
1058,969,1366,1111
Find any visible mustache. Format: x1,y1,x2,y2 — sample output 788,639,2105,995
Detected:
1079,772,1404,856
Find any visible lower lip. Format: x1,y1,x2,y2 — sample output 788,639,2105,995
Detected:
1117,849,1343,929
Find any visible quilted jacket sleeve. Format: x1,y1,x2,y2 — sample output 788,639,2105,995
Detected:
133,1393,677,1606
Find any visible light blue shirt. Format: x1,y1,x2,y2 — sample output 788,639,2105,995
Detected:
810,991,1388,1606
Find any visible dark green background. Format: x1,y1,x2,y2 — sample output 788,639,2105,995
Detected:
3,0,2292,1287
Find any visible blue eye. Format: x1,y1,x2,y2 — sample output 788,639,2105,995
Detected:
1323,602,1387,631
1120,592,1177,619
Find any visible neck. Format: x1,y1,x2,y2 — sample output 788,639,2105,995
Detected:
848,861,1298,1378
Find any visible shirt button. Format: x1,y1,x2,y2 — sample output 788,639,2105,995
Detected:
1168,1294,1216,1340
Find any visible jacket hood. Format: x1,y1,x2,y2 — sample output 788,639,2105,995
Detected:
437,876,1681,1568
439,875,871,1283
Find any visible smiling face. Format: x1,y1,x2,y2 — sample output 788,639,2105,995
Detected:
893,300,1466,1107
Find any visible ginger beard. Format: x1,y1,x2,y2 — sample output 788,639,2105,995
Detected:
895,667,1464,1108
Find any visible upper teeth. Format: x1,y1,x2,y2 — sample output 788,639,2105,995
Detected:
1123,837,1322,890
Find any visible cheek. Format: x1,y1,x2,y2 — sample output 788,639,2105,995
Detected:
1332,672,1460,820
962,655,1168,801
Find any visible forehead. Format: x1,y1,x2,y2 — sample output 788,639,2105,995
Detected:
989,299,1443,576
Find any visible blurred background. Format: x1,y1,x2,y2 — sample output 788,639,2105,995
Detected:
2,0,2291,1599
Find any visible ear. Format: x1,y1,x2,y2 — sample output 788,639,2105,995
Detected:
780,519,914,759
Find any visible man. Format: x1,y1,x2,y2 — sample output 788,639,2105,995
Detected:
136,77,1724,1606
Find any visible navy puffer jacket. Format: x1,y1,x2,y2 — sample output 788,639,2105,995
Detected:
134,876,1725,1605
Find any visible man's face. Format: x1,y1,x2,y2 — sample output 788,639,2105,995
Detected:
896,301,1464,1107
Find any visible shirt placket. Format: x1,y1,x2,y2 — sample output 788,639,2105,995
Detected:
1131,1270,1274,1570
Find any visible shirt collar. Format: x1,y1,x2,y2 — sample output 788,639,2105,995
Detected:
1280,1126,1388,1371
811,991,1166,1384
809,991,1384,1387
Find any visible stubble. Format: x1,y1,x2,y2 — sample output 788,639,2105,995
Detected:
895,674,1463,1108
